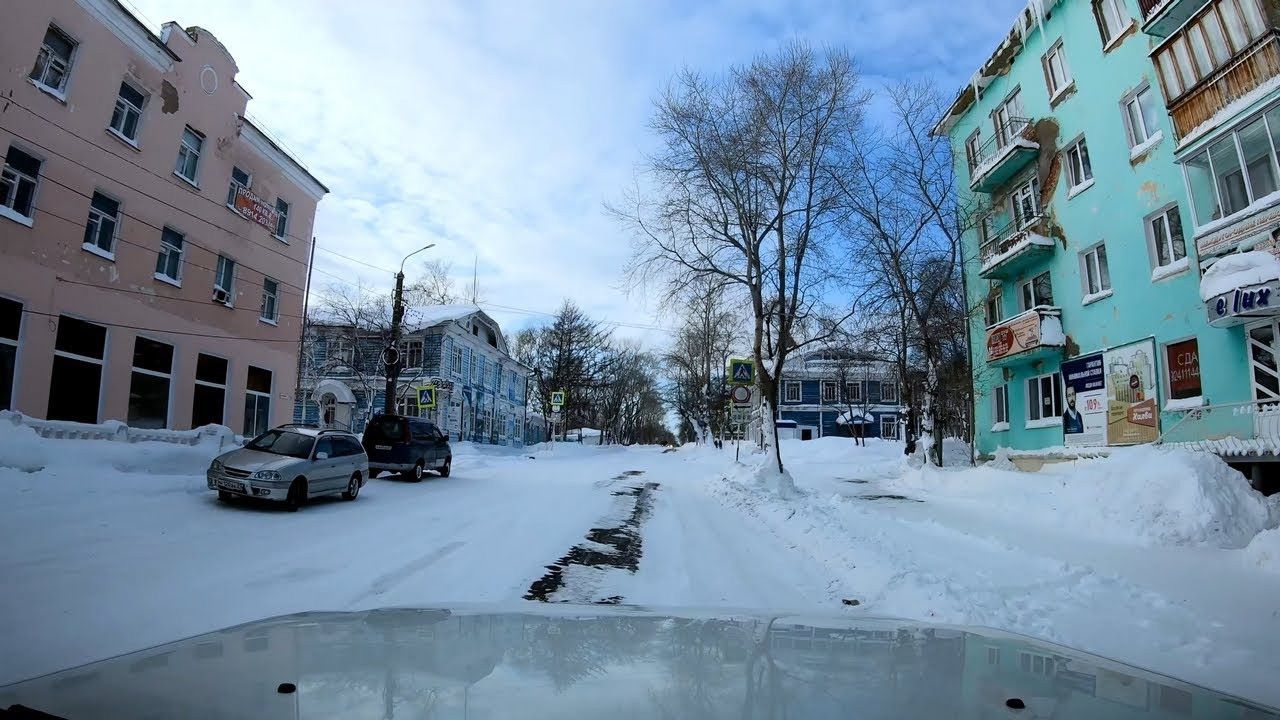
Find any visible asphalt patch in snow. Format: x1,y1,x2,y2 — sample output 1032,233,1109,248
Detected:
858,494,923,503
524,481,659,603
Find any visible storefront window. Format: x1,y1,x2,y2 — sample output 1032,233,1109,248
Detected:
1164,339,1202,400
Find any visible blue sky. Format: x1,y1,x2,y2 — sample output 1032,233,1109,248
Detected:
128,0,1027,342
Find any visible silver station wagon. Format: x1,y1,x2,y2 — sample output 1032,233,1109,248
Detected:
207,426,369,511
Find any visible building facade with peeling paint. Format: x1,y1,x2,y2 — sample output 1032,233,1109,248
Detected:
0,1,327,435
939,0,1275,468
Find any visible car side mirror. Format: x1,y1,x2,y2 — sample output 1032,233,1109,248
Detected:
315,452,329,460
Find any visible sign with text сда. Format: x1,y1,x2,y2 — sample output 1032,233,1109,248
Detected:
1061,353,1105,448
1103,339,1159,446
233,184,280,234
985,311,1040,362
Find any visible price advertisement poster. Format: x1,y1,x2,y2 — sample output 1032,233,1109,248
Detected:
1103,339,1160,446
1060,353,1106,447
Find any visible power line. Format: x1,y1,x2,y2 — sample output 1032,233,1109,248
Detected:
54,276,309,321
19,306,301,343
313,247,395,274
477,300,673,333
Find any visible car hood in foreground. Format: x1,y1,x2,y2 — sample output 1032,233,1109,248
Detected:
1,606,1274,719
214,448,303,472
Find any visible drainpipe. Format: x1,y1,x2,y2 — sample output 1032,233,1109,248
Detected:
296,235,318,423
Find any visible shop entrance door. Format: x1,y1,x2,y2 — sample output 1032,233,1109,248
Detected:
1247,321,1280,439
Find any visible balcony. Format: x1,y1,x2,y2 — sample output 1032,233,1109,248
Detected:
1164,32,1280,140
1139,0,1212,38
978,215,1054,280
984,306,1065,368
967,117,1039,193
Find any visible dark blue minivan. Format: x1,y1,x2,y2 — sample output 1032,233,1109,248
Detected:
361,414,452,481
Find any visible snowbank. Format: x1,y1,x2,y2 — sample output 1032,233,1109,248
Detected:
1243,528,1280,574
894,446,1279,549
0,423,50,473
0,421,230,476
1199,250,1280,301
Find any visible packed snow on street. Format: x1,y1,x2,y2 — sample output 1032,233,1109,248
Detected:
2,419,1280,706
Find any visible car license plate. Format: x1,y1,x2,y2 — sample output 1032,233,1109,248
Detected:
216,479,245,493
375,445,391,450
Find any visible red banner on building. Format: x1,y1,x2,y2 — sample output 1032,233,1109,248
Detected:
233,184,279,233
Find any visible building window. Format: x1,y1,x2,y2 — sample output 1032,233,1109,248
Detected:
1026,373,1063,423
462,347,472,380
1121,84,1161,149
784,380,801,402
474,354,484,384
1,146,42,222
1010,175,1040,228
992,88,1027,146
993,384,1009,425
83,192,121,258
214,255,235,305
1019,271,1054,310
109,81,146,143
821,380,838,403
881,383,898,403
244,365,272,437
29,26,76,95
155,227,184,284
48,316,106,423
1042,40,1071,98
1183,109,1280,228
452,346,463,376
274,198,290,239
1064,138,1094,192
1146,204,1187,269
1153,0,1269,103
174,126,203,184
400,339,424,369
1019,651,1056,676
226,166,250,207
846,381,862,401
1165,338,1203,400
880,415,898,439
1080,244,1112,296
965,129,982,171
260,278,279,323
128,336,173,429
987,647,1001,666
1093,0,1130,46
192,353,227,427
0,298,21,411
985,283,1003,327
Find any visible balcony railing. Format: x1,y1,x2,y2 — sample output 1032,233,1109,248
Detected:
984,306,1064,367
1139,0,1213,37
978,214,1053,280
967,117,1039,193
1158,399,1280,456
1166,32,1280,139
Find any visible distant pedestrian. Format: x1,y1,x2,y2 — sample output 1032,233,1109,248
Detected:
853,422,865,447
904,430,916,456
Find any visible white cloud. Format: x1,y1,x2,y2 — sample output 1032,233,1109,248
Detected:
126,0,1026,341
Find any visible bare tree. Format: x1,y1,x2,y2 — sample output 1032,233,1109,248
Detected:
616,41,868,475
661,279,741,446
838,80,977,465
404,258,461,310
304,282,394,427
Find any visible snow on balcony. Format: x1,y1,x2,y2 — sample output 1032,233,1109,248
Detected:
979,231,1053,275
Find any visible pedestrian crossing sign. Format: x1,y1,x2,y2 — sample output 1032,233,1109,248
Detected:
551,391,566,406
417,385,437,409
729,359,755,386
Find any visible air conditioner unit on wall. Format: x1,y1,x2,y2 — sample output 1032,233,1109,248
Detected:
212,287,231,305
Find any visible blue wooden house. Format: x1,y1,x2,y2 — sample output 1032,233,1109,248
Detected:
775,347,906,441
294,305,535,446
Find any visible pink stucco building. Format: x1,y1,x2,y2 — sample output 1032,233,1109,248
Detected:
0,0,327,433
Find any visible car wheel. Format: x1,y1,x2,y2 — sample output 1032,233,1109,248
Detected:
285,479,307,512
408,460,425,482
439,456,451,477
217,490,233,502
342,472,362,501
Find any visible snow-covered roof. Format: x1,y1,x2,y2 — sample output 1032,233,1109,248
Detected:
836,410,872,425
1199,251,1280,301
407,304,485,333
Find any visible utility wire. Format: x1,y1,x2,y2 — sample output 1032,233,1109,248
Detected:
19,306,301,343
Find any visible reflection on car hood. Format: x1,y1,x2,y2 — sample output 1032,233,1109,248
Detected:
216,448,301,472
1,606,1275,719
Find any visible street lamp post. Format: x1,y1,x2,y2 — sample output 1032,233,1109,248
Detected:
384,244,435,415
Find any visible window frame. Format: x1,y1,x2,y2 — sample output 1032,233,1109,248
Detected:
48,314,106,424
880,382,898,403
227,166,251,207
1145,203,1188,272
1182,106,1280,230
399,338,424,369
1019,270,1054,311
243,365,273,437
28,25,77,97
83,190,122,260
985,283,1004,327
1093,0,1132,48
784,380,801,402
1042,39,1072,100
1026,372,1064,424
128,335,175,429
154,226,185,286
274,198,290,240
260,277,280,324
192,352,228,428
821,380,838,403
214,255,236,306
1010,175,1041,229
108,79,147,145
1121,83,1161,149
1064,137,1094,193
174,126,204,185
965,129,982,171
0,296,24,412
846,380,862,402
1162,336,1204,402
451,346,463,376
1,144,43,225
1079,242,1113,298
993,384,1010,427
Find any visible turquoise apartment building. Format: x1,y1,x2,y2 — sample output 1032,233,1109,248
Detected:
939,0,1280,483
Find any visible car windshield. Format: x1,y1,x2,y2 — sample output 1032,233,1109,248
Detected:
245,430,314,459
370,417,406,441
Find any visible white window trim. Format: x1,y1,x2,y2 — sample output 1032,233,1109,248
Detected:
783,380,801,402
1151,256,1191,282
155,228,184,286
1064,138,1094,195
153,272,181,288
1066,177,1096,199
993,384,1009,426
27,77,68,104
1025,416,1062,429
1079,243,1111,297
821,380,838,403
1128,130,1163,160
1026,372,1062,424
846,381,862,401
991,421,1011,432
1102,21,1134,52
105,125,141,151
174,127,203,185
273,199,290,241
1082,288,1114,305
172,170,200,189
108,81,146,145
81,242,115,261
1043,40,1073,101
0,205,35,228
259,279,280,323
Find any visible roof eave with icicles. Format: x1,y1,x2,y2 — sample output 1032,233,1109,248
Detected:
933,0,1061,137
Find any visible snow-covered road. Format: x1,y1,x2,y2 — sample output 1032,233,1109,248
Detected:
2,429,1279,707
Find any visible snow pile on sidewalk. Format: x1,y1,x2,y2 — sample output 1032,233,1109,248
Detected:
895,445,1278,548
0,421,229,476
722,452,800,499
1243,528,1280,573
